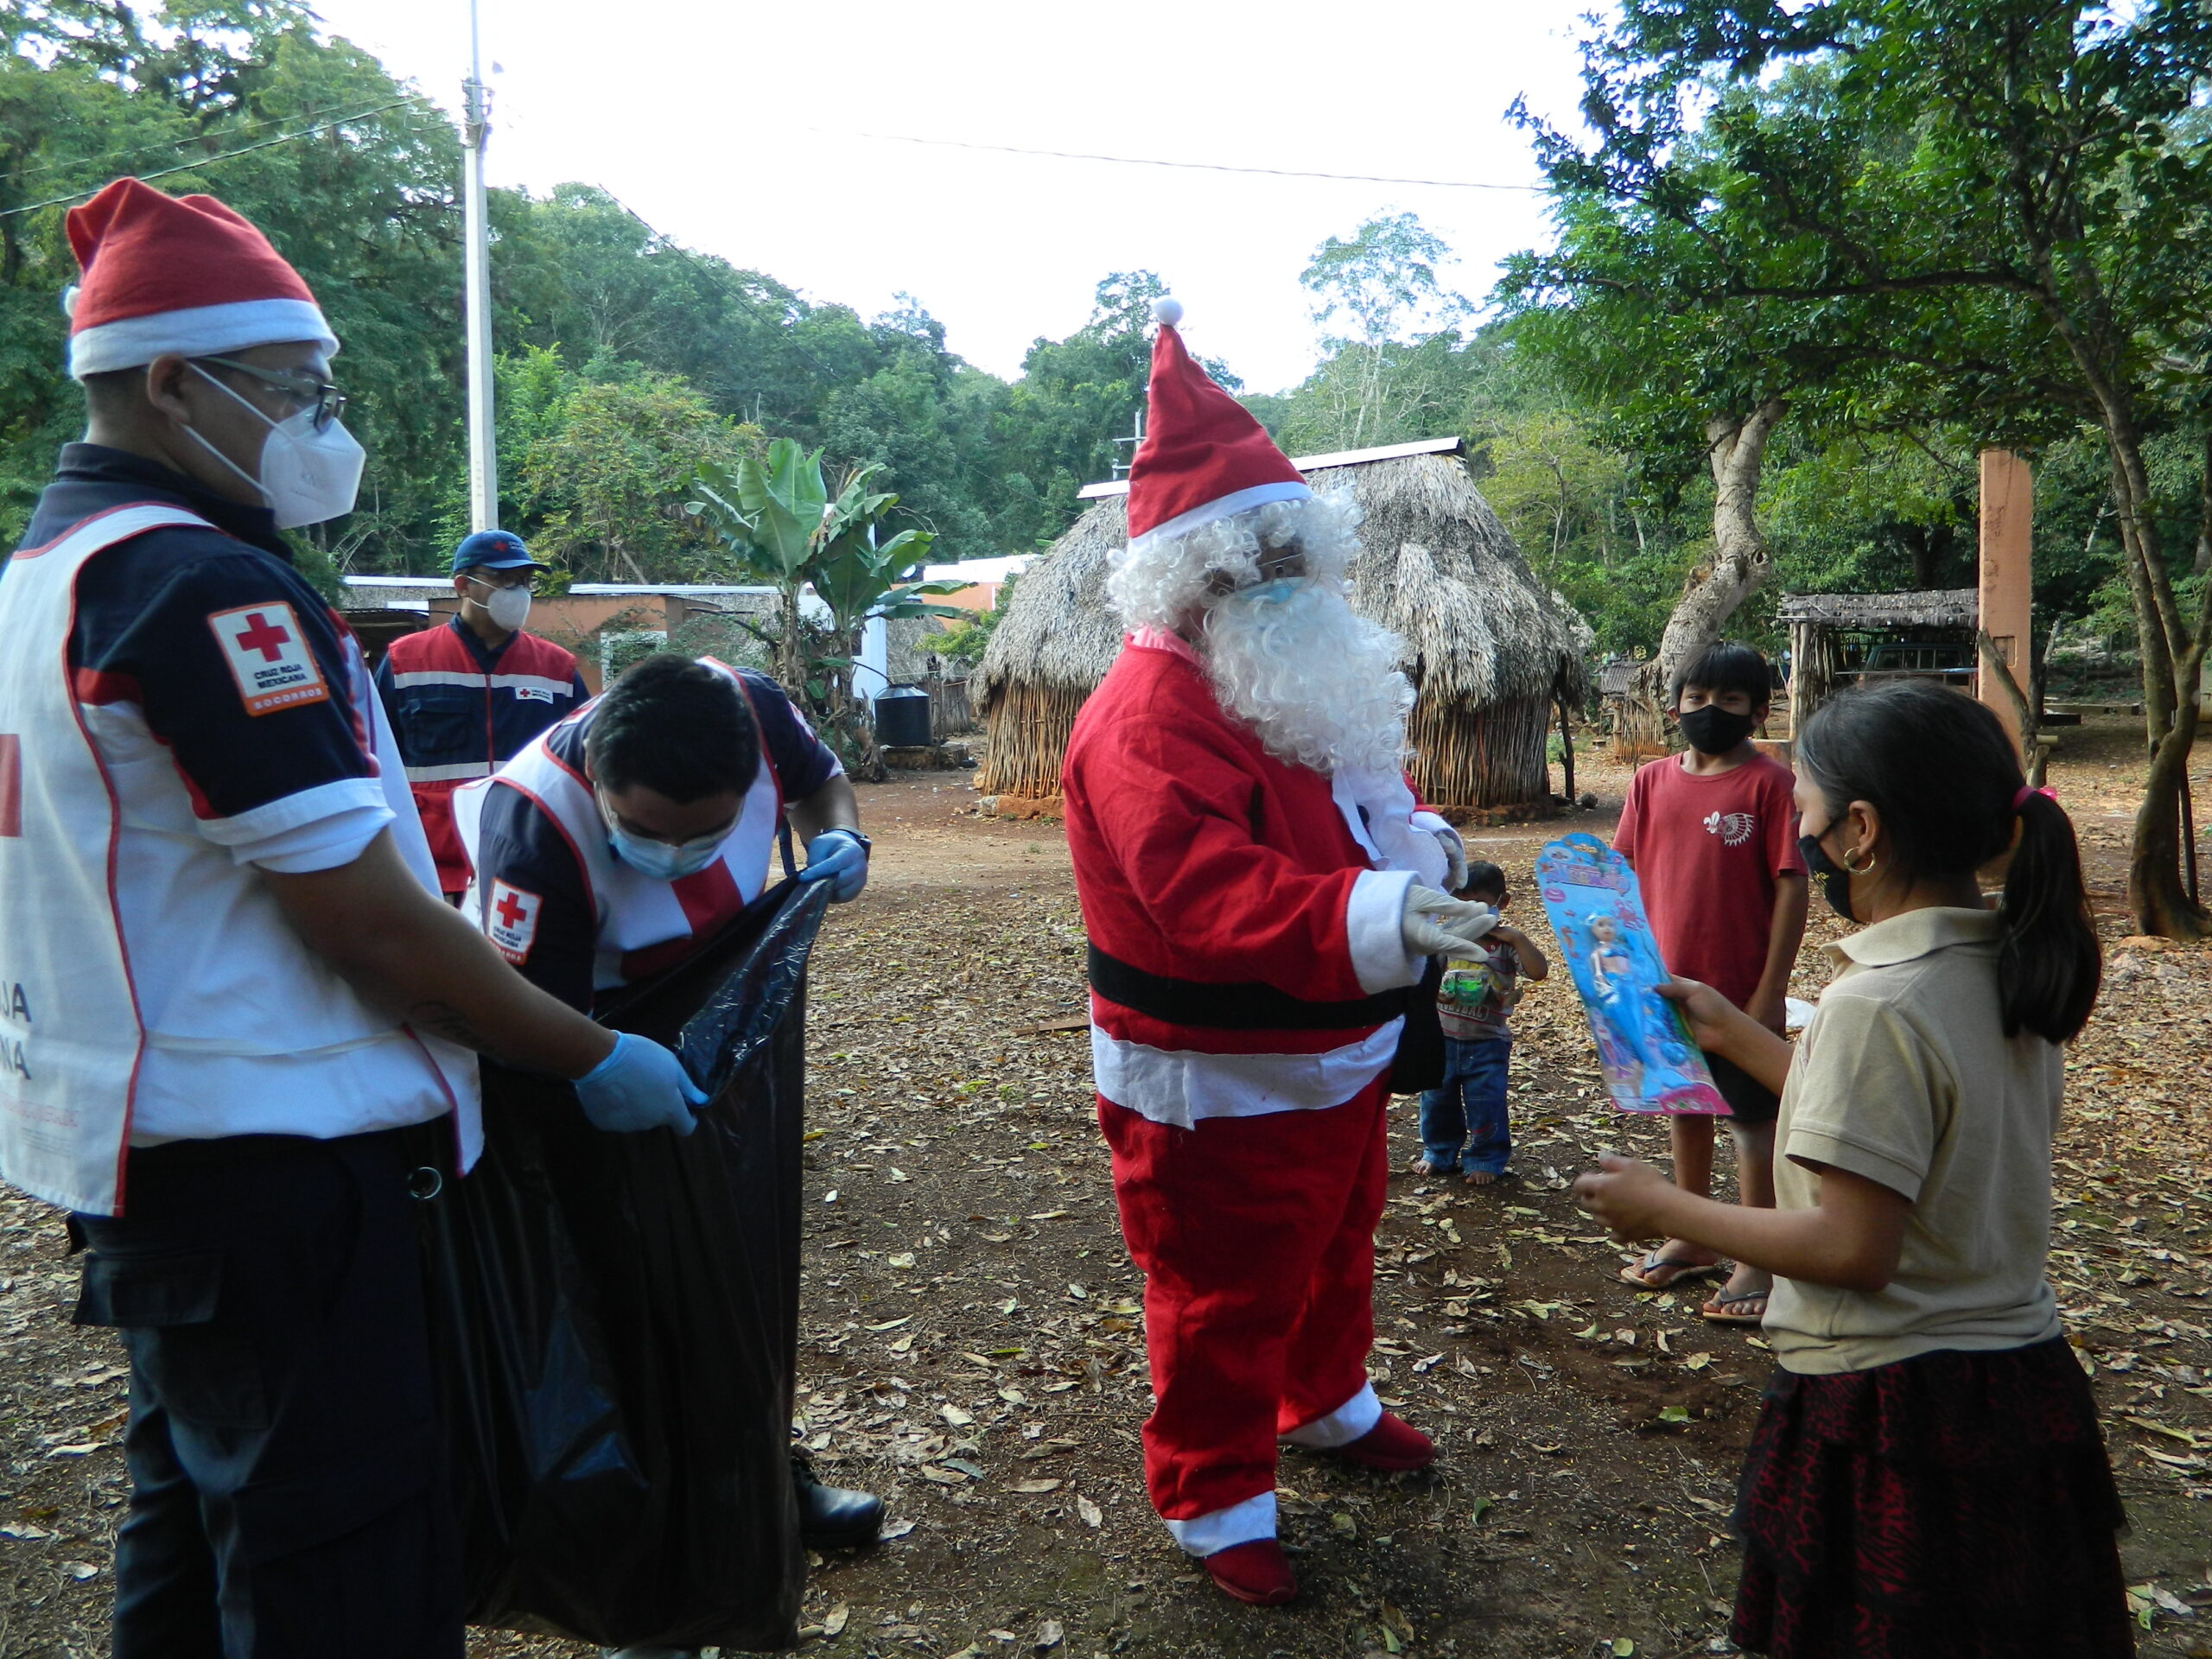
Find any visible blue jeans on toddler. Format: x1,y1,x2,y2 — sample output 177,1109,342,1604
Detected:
1419,1036,1512,1175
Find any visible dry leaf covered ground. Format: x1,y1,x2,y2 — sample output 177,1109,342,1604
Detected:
3,717,2209,1657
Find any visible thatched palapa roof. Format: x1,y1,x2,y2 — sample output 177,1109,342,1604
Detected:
976,494,1129,702
1325,450,1591,706
1775,588,1978,630
977,443,1591,710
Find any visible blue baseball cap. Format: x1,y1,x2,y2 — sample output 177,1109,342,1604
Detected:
451,530,544,575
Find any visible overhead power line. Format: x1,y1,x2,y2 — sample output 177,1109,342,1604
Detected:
811,128,1543,192
14,93,439,186
0,96,433,219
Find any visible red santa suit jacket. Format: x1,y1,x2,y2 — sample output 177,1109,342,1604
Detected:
1062,634,1431,1130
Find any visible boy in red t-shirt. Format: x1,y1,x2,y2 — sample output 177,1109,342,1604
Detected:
1611,643,1808,1325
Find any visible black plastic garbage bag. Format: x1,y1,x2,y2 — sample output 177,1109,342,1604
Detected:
420,878,832,1650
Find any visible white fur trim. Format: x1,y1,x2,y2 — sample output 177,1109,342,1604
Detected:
1128,480,1313,550
1164,1490,1275,1557
1333,767,1449,888
1281,1382,1382,1450
1347,868,1421,994
1090,1023,1400,1130
1153,296,1185,326
70,296,338,378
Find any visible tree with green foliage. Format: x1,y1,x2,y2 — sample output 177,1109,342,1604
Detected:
1283,213,1474,454
687,441,961,778
491,346,753,583
2,2,466,563
1514,0,2212,935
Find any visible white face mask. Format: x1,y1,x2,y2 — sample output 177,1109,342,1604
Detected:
478,581,531,632
185,365,365,529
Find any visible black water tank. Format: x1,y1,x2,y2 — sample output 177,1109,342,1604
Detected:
874,685,931,747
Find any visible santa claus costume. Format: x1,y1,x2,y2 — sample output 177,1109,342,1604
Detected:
1062,300,1492,1606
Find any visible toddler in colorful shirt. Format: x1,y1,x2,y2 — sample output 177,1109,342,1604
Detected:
1418,861,1548,1185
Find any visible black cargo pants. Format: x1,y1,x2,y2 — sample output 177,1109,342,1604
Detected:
72,1128,461,1659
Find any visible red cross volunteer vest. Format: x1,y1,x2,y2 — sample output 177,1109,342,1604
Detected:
454,662,791,995
0,504,480,1215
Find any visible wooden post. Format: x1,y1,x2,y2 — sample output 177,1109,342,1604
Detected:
1977,449,2034,746
1556,690,1576,804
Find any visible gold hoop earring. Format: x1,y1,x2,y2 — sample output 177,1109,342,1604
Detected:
1840,845,1878,876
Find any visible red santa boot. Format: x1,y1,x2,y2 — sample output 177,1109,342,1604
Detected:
1203,1538,1299,1606
1332,1412,1436,1472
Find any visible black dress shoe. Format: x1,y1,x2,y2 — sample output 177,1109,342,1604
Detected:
793,1456,883,1548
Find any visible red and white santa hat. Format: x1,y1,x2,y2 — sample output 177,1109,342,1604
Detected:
63,178,336,380
1126,297,1308,546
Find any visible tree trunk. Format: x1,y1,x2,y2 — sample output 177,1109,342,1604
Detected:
829,633,887,785
773,588,808,703
2133,690,2210,938
1976,629,2046,785
2104,432,2212,938
1634,397,1788,711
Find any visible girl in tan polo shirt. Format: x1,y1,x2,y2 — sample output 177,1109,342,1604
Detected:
1575,681,2125,1659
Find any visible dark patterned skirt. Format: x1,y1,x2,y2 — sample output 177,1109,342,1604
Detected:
1732,1338,2132,1659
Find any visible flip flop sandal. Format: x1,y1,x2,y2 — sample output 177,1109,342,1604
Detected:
1700,1287,1770,1325
1618,1249,1726,1291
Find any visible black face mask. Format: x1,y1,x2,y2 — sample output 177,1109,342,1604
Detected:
1678,704,1757,755
1798,830,1859,924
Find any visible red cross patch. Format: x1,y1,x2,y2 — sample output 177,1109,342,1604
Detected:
485,880,541,963
207,601,329,716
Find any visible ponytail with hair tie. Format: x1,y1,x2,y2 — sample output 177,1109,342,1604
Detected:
1798,683,2100,1045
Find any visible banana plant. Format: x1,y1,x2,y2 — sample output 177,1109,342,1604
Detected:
688,443,964,777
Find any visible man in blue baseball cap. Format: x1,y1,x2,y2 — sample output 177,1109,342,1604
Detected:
375,530,589,897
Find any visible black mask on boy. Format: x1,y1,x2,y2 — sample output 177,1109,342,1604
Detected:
1798,830,1859,924
1678,705,1756,755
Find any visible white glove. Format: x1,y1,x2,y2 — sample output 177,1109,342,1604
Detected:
1431,824,1469,892
1401,885,1499,959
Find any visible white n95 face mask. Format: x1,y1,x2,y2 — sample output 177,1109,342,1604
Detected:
187,365,366,529
482,582,532,632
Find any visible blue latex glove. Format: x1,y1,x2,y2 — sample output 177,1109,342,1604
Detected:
574,1033,709,1135
799,828,869,902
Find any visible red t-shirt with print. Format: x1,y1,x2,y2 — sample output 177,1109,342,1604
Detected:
1611,752,1805,1009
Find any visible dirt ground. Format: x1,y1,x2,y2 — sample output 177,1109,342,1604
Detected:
3,716,2209,1657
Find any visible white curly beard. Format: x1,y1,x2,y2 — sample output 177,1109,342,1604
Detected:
1198,578,1414,778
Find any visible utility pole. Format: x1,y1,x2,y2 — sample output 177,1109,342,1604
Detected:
461,0,498,531
1109,407,1145,480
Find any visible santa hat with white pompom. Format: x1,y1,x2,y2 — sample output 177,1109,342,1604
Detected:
1125,296,1309,548
60,177,336,380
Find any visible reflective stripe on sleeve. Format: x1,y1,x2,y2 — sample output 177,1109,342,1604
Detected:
405,761,494,782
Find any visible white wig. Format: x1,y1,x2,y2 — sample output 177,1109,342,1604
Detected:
1107,491,1414,777
1106,491,1364,632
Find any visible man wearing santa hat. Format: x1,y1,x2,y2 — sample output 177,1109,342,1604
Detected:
0,179,700,1657
1062,298,1496,1606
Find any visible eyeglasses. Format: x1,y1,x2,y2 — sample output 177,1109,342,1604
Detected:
195,356,348,433
465,572,538,594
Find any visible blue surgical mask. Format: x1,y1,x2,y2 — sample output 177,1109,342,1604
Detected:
1242,576,1303,606
597,788,728,880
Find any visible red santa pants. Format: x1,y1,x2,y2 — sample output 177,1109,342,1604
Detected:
1099,1075,1389,1535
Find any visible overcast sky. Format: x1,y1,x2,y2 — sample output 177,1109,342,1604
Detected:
306,0,1593,395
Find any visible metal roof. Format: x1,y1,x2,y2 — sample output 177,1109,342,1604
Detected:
1775,588,1979,629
